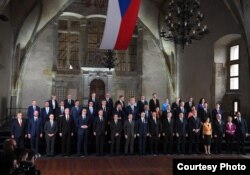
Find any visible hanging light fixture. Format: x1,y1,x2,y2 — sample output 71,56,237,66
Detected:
160,0,209,50
101,50,119,71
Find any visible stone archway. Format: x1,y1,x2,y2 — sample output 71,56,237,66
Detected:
90,79,105,100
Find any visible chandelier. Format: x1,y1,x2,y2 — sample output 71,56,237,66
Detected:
160,0,209,50
101,50,119,70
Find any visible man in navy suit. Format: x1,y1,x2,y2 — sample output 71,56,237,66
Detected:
149,111,161,155
137,95,148,114
105,92,114,114
77,108,89,156
212,103,225,122
234,111,248,154
40,101,53,125
88,92,99,111
188,110,201,154
71,100,82,126
162,112,174,154
212,114,225,154
11,112,27,148
136,111,149,155
49,95,58,114
110,114,122,155
126,97,139,120
28,111,43,157
27,100,40,120
175,112,188,154
64,94,75,109
149,93,160,112
56,101,65,119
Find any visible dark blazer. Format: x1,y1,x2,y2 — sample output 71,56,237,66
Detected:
212,109,225,122
234,117,248,135
177,107,187,118
93,117,106,135
113,108,125,121
64,99,75,109
59,115,75,134
44,120,58,135
99,106,110,122
88,98,99,111
11,119,28,138
27,106,40,119
188,116,201,134
137,100,148,113
198,108,211,123
162,118,174,135
48,99,59,110
77,116,89,135
149,99,160,112
71,106,82,125
174,118,188,136
124,120,135,136
28,117,43,136
87,107,97,123
136,118,149,136
149,118,161,136
212,119,225,136
55,106,65,118
184,101,195,114
110,120,122,137
125,105,139,120
115,100,126,111
106,98,114,112
40,107,53,124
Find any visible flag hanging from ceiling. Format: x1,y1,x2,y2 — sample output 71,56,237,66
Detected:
99,0,141,50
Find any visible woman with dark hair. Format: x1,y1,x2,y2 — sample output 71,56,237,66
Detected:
202,117,212,155
197,98,206,111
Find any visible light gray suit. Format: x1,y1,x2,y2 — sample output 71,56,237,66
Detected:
124,119,135,154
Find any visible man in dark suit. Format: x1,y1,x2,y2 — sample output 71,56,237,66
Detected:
105,92,114,114
28,111,43,157
27,100,40,120
144,105,152,121
115,95,126,112
175,112,188,155
44,114,58,157
211,103,225,122
55,101,65,119
126,97,139,120
234,111,248,154
93,109,107,156
184,97,195,114
162,112,174,154
198,102,211,123
212,114,225,154
88,92,99,111
124,114,136,155
59,108,75,156
48,95,58,115
110,114,122,155
40,101,53,125
136,111,149,155
11,112,27,148
177,101,187,119
149,111,161,155
137,95,148,114
87,100,97,143
188,110,201,154
149,93,160,112
77,108,89,156
70,100,82,126
113,103,125,122
64,94,75,109
171,97,181,121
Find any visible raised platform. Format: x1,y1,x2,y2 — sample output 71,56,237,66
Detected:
35,155,249,175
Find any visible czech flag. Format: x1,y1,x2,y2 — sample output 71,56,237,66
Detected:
99,0,141,50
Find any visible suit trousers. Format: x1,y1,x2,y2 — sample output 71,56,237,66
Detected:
150,135,159,154
125,135,135,154
111,135,121,155
236,132,246,154
138,135,147,155
62,132,71,155
45,135,55,156
77,132,88,155
163,134,173,154
31,135,40,154
176,135,186,154
214,135,223,154
96,134,105,155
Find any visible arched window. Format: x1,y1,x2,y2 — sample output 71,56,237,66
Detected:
228,44,240,90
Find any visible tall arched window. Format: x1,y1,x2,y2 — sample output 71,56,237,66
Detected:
228,44,240,90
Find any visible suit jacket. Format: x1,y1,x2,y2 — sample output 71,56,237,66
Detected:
149,99,160,112
55,106,65,118
99,106,110,122
44,120,58,135
211,109,225,122
162,118,174,135
88,98,99,111
28,117,43,136
198,108,211,122
40,107,53,124
48,99,58,111
125,105,139,120
136,118,149,136
112,108,125,121
11,119,27,138
124,120,135,137
225,122,236,135
106,98,114,112
188,116,201,134
93,117,106,135
212,119,225,136
64,99,75,109
149,118,161,136
177,107,187,118
27,106,40,119
234,118,248,135
77,116,89,135
110,120,122,137
184,101,195,114
174,118,188,136
70,106,82,125
115,100,126,111
87,107,97,123
137,100,148,113
59,115,75,134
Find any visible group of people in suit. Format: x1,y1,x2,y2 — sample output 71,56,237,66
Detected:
10,93,249,158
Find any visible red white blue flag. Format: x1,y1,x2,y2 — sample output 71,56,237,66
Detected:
99,0,141,50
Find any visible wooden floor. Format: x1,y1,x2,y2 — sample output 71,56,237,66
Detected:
35,154,248,175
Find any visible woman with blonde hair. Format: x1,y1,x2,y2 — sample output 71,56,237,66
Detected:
202,117,212,155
